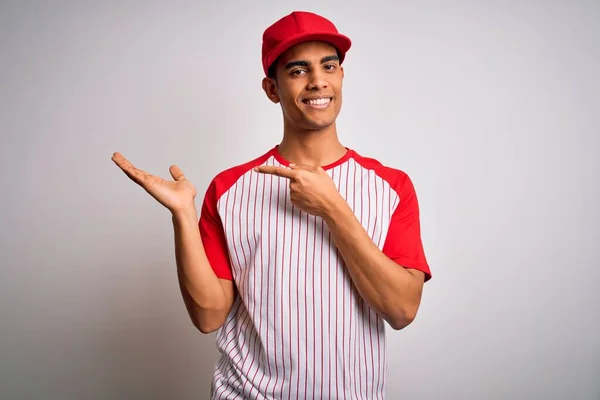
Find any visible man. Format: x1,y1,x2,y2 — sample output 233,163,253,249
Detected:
112,11,431,399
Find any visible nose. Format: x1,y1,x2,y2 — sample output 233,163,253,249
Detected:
306,69,328,91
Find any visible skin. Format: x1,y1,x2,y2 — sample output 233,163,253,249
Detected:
262,41,348,168
112,40,424,333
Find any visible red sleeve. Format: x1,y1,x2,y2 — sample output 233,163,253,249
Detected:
198,179,233,280
381,173,432,282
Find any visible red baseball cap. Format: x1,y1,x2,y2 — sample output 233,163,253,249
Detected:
261,11,352,76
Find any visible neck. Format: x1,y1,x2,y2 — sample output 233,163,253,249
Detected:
278,121,347,167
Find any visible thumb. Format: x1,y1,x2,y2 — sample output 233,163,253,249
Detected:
169,165,186,181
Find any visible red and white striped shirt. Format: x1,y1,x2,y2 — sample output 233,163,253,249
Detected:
199,146,431,399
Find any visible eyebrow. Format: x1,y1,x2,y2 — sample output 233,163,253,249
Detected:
284,55,340,70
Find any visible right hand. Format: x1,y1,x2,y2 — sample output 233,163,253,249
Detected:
111,152,197,214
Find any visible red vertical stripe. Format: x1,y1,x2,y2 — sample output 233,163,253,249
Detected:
303,211,309,396
350,160,358,399
311,214,317,398
269,172,282,398
279,178,289,397
320,216,325,397
332,165,340,400
336,165,347,400
354,163,364,400
361,169,373,398
257,160,275,393
287,203,295,400
295,206,303,399
327,213,333,400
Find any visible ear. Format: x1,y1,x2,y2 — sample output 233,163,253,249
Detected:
262,77,280,104
341,65,345,78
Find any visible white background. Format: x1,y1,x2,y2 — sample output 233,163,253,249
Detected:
1,0,598,398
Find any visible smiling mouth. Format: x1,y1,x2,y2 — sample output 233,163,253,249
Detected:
302,97,332,108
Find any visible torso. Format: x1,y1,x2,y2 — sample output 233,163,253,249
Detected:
208,147,407,399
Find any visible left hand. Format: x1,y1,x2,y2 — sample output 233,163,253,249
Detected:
254,163,342,218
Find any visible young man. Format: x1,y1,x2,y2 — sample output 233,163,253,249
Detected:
112,11,431,400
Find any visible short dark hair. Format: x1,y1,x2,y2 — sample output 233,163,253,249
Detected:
267,57,280,79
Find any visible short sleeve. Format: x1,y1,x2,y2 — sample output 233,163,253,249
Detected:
381,173,432,282
198,179,233,280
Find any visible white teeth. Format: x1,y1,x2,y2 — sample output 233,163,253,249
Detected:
306,98,330,105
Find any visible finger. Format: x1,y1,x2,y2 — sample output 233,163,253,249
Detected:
169,165,185,181
111,152,138,177
111,152,148,184
254,165,295,179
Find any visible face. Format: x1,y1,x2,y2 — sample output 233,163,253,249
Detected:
262,41,344,131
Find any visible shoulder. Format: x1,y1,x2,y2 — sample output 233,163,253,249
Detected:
206,147,275,201
350,150,413,194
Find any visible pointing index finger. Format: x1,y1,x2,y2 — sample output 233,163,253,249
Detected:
254,165,296,179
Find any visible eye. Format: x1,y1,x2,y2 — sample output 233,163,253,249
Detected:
324,64,337,71
291,69,307,76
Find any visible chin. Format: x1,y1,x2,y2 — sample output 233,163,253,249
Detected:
283,107,339,131
302,119,336,131
302,111,340,130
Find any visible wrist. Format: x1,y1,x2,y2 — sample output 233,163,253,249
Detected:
171,202,198,221
322,195,352,224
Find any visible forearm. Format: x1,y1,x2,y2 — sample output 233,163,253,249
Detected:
172,205,229,331
323,199,423,329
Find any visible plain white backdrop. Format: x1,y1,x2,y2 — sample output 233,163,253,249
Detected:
1,0,598,399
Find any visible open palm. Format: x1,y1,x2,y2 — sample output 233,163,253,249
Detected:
111,152,197,213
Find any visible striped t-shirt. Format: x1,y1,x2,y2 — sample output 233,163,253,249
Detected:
199,146,431,400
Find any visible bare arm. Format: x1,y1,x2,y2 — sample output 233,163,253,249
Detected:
173,205,235,334
323,199,425,330
111,152,234,334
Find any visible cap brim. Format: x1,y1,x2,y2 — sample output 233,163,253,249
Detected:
264,32,352,76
